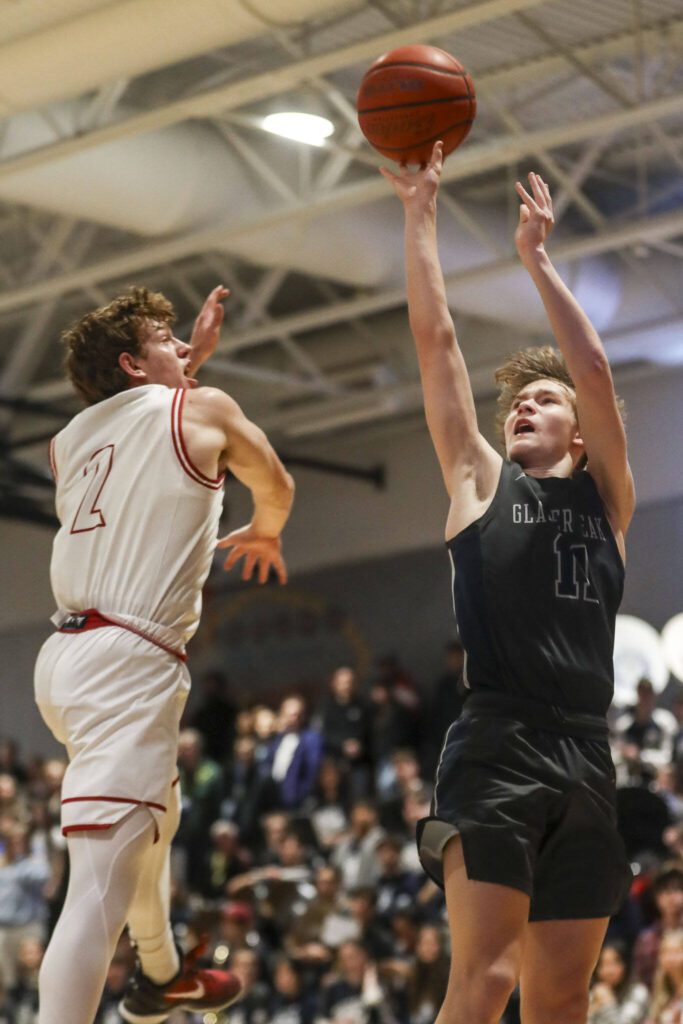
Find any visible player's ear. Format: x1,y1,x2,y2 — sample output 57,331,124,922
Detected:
119,351,146,381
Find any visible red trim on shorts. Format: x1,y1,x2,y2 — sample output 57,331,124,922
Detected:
62,795,167,812
171,388,224,490
58,608,187,662
63,823,112,835
48,437,58,482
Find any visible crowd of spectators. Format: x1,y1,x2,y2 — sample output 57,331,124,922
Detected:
3,645,683,1023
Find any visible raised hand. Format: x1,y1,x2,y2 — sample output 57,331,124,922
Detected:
187,285,230,374
216,524,288,585
379,141,443,208
514,172,554,262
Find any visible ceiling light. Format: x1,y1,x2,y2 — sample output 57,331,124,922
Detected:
262,112,334,147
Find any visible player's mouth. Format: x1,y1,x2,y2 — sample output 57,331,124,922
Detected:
182,366,198,388
513,419,535,436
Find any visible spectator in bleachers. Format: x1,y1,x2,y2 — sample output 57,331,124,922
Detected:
587,940,649,1024
424,641,467,774
228,827,315,932
223,735,264,847
346,888,394,962
202,820,252,900
318,940,395,1024
404,924,450,1024
370,659,421,795
316,668,372,799
374,835,422,925
0,742,26,787
614,679,677,781
176,728,224,891
633,863,683,989
211,902,269,967
265,696,324,811
0,777,26,829
648,929,683,1023
224,948,271,1024
269,955,317,1024
287,864,352,967
306,758,350,853
0,824,49,989
331,800,384,891
9,936,42,1023
378,751,427,834
190,670,237,764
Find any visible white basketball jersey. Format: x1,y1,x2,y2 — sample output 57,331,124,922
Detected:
48,385,224,651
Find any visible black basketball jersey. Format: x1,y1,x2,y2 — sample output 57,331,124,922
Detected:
447,460,625,716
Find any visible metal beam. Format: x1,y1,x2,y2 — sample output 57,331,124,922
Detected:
3,88,683,322
0,0,616,184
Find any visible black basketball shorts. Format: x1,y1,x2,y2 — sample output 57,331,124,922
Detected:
417,691,632,921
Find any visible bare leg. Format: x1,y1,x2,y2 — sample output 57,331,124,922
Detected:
38,808,155,1024
435,837,529,1024
520,917,609,1024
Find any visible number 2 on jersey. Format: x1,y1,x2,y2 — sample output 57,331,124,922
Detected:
70,444,115,534
554,532,599,604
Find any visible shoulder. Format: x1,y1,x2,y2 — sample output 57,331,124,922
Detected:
184,386,241,421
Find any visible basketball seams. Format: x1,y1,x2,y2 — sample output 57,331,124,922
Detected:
363,60,467,78
366,119,475,155
359,96,475,115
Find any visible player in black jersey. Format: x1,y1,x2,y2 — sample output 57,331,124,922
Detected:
381,144,634,1024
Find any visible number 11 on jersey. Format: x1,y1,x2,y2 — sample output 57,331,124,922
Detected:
554,532,599,604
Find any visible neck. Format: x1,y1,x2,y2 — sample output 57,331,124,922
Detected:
516,451,577,478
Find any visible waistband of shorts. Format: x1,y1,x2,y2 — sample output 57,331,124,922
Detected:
463,691,608,739
56,608,187,662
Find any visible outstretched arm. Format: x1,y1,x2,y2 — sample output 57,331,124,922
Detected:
515,173,635,538
380,143,499,497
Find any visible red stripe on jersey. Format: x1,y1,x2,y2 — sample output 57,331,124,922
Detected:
48,437,58,482
171,388,224,490
62,795,167,813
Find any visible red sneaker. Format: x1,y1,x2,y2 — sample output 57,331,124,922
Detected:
119,939,242,1023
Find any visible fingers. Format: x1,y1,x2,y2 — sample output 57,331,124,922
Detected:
243,552,257,581
430,140,443,173
514,180,538,211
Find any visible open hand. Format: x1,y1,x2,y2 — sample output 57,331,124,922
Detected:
379,141,443,207
187,285,230,374
514,172,554,261
217,524,287,585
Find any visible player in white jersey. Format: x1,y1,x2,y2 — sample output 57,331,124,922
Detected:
33,284,295,1024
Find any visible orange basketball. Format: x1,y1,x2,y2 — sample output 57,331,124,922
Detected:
356,44,476,164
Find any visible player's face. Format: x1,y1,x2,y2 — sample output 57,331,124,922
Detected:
134,320,197,389
504,378,583,467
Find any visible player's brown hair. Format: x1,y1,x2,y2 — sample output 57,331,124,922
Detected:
61,286,176,405
494,345,624,471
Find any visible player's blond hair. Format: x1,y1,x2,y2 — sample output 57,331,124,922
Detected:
494,345,624,471
62,286,175,405
494,346,577,441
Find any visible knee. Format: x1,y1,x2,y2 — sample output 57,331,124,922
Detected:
445,962,518,1024
523,986,589,1024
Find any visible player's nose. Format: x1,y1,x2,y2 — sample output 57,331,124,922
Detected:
175,338,191,357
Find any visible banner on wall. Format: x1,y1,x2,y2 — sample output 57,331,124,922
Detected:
198,585,373,705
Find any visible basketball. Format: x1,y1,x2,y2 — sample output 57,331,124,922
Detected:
356,44,476,164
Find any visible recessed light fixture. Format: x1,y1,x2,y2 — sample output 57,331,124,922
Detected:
262,111,334,146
